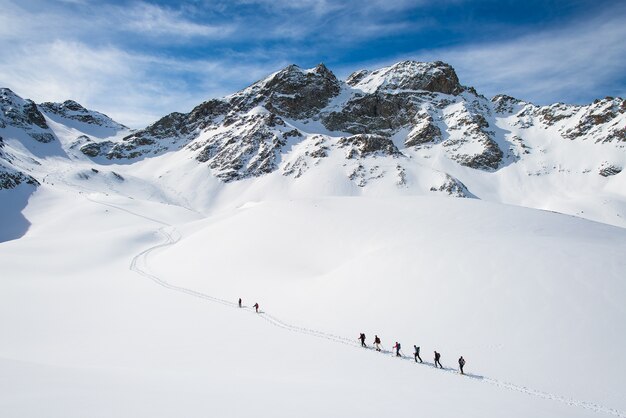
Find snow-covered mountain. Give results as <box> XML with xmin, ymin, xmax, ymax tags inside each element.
<box><xmin>1</xmin><ymin>62</ymin><xmax>626</xmax><ymax>418</ymax></box>
<box><xmin>78</xmin><ymin>60</ymin><xmax>624</xmax><ymax>177</ymax></box>
<box><xmin>5</xmin><ymin>61</ymin><xmax>622</xmax><ymax>225</ymax></box>
<box><xmin>2</xmin><ymin>61</ymin><xmax>626</xmax><ymax>219</ymax></box>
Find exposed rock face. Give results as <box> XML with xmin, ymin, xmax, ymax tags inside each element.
<box><xmin>442</xmin><ymin>103</ymin><xmax>503</xmax><ymax>170</ymax></box>
<box><xmin>230</xmin><ymin>64</ymin><xmax>341</xmax><ymax>119</ymax></box>
<box><xmin>263</xmin><ymin>64</ymin><xmax>341</xmax><ymax>119</ymax></box>
<box><xmin>337</xmin><ymin>134</ymin><xmax>401</xmax><ymax>159</ymax></box>
<box><xmin>322</xmin><ymin>61</ymin><xmax>463</xmax><ymax>135</ymax></box>
<box><xmin>599</xmin><ymin>164</ymin><xmax>622</xmax><ymax>177</ymax></box>
<box><xmin>39</xmin><ymin>100</ymin><xmax>127</xmax><ymax>130</ymax></box>
<box><xmin>192</xmin><ymin>112</ymin><xmax>292</xmax><ymax>182</ymax></box>
<box><xmin>0</xmin><ymin>88</ymin><xmax>55</xmax><ymax>143</ymax></box>
<box><xmin>0</xmin><ymin>166</ymin><xmax>39</xmax><ymax>189</ymax></box>
<box><xmin>562</xmin><ymin>97</ymin><xmax>625</xmax><ymax>143</ymax></box>
<box><xmin>347</xmin><ymin>61</ymin><xmax>463</xmax><ymax>95</ymax></box>
<box><xmin>0</xmin><ymin>141</ymin><xmax>39</xmax><ymax>189</ymax></box>
<box><xmin>430</xmin><ymin>174</ymin><xmax>472</xmax><ymax>198</ymax></box>
<box><xmin>405</xmin><ymin>113</ymin><xmax>442</xmax><ymax>146</ymax></box>
<box><xmin>82</xmin><ymin>99</ymin><xmax>231</xmax><ymax>160</ymax></box>
<box><xmin>323</xmin><ymin>92</ymin><xmax>418</xmax><ymax>134</ymax></box>
<box><xmin>80</xmin><ymin>141</ymin><xmax>115</xmax><ymax>158</ymax></box>
<box><xmin>492</xmin><ymin>95</ymin><xmax>524</xmax><ymax>114</ymax></box>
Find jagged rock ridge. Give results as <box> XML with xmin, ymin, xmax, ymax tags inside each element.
<box><xmin>72</xmin><ymin>60</ymin><xmax>624</xmax><ymax>194</ymax></box>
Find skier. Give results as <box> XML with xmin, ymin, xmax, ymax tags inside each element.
<box><xmin>434</xmin><ymin>351</ymin><xmax>443</xmax><ymax>369</ymax></box>
<box><xmin>393</xmin><ymin>342</ymin><xmax>402</xmax><ymax>357</ymax></box>
<box><xmin>458</xmin><ymin>356</ymin><xmax>466</xmax><ymax>375</ymax></box>
<box><xmin>359</xmin><ymin>333</ymin><xmax>366</xmax><ymax>347</ymax></box>
<box><xmin>374</xmin><ymin>335</ymin><xmax>381</xmax><ymax>352</ymax></box>
<box><xmin>413</xmin><ymin>345</ymin><xmax>423</xmax><ymax>363</ymax></box>
<box><xmin>253</xmin><ymin>302</ymin><xmax>259</xmax><ymax>313</ymax></box>
<box><xmin>238</xmin><ymin>298</ymin><xmax>242</xmax><ymax>308</ymax></box>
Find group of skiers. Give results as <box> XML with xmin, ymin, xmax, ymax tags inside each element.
<box><xmin>359</xmin><ymin>333</ymin><xmax>466</xmax><ymax>375</ymax></box>
<box><xmin>238</xmin><ymin>299</ymin><xmax>467</xmax><ymax>375</ymax></box>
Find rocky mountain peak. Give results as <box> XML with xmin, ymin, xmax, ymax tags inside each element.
<box><xmin>346</xmin><ymin>69</ymin><xmax>370</xmax><ymax>86</ymax></box>
<box><xmin>0</xmin><ymin>87</ymin><xmax>54</xmax><ymax>143</ymax></box>
<box><xmin>242</xmin><ymin>63</ymin><xmax>341</xmax><ymax>119</ymax></box>
<box><xmin>492</xmin><ymin>94</ymin><xmax>526</xmax><ymax>113</ymax></box>
<box><xmin>347</xmin><ymin>60</ymin><xmax>463</xmax><ymax>95</ymax></box>
<box><xmin>39</xmin><ymin>100</ymin><xmax>127</xmax><ymax>130</ymax></box>
<box><xmin>312</xmin><ymin>62</ymin><xmax>334</xmax><ymax>78</ymax></box>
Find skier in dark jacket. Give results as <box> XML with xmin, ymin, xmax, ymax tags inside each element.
<box><xmin>374</xmin><ymin>335</ymin><xmax>381</xmax><ymax>352</ymax></box>
<box><xmin>238</xmin><ymin>298</ymin><xmax>242</xmax><ymax>308</ymax></box>
<box><xmin>413</xmin><ymin>345</ymin><xmax>423</xmax><ymax>363</ymax></box>
<box><xmin>253</xmin><ymin>303</ymin><xmax>259</xmax><ymax>313</ymax></box>
<box><xmin>434</xmin><ymin>351</ymin><xmax>443</xmax><ymax>368</ymax></box>
<box><xmin>458</xmin><ymin>356</ymin><xmax>466</xmax><ymax>374</ymax></box>
<box><xmin>393</xmin><ymin>342</ymin><xmax>402</xmax><ymax>357</ymax></box>
<box><xmin>359</xmin><ymin>333</ymin><xmax>366</xmax><ymax>347</ymax></box>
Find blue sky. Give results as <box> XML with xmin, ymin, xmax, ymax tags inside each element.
<box><xmin>1</xmin><ymin>0</ymin><xmax>624</xmax><ymax>127</ymax></box>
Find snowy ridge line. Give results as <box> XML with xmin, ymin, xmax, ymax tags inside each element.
<box><xmin>87</xmin><ymin>196</ymin><xmax>626</xmax><ymax>418</ymax></box>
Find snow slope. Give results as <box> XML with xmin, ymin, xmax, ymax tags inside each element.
<box><xmin>1</xmin><ymin>185</ymin><xmax>625</xmax><ymax>418</ymax></box>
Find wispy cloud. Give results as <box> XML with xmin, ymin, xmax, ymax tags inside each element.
<box><xmin>0</xmin><ymin>38</ymin><xmax>284</xmax><ymax>128</ymax></box>
<box><xmin>428</xmin><ymin>11</ymin><xmax>626</xmax><ymax>104</ymax></box>
<box><xmin>121</xmin><ymin>2</ymin><xmax>234</xmax><ymax>39</ymax></box>
<box><xmin>336</xmin><ymin>4</ymin><xmax>626</xmax><ymax>105</ymax></box>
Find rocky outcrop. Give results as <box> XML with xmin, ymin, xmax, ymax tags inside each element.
<box><xmin>39</xmin><ymin>100</ymin><xmax>127</xmax><ymax>130</ymax></box>
<box><xmin>491</xmin><ymin>94</ymin><xmax>524</xmax><ymax>114</ymax></box>
<box><xmin>0</xmin><ymin>167</ymin><xmax>39</xmax><ymax>189</ymax></box>
<box><xmin>405</xmin><ymin>112</ymin><xmax>442</xmax><ymax>146</ymax></box>
<box><xmin>0</xmin><ymin>88</ymin><xmax>55</xmax><ymax>143</ymax></box>
<box><xmin>337</xmin><ymin>134</ymin><xmax>402</xmax><ymax>159</ymax></box>
<box><xmin>430</xmin><ymin>174</ymin><xmax>472</xmax><ymax>198</ymax></box>
<box><xmin>81</xmin><ymin>99</ymin><xmax>231</xmax><ymax>160</ymax></box>
<box><xmin>442</xmin><ymin>104</ymin><xmax>503</xmax><ymax>170</ymax></box>
<box><xmin>192</xmin><ymin>112</ymin><xmax>292</xmax><ymax>182</ymax></box>
<box><xmin>0</xmin><ymin>144</ymin><xmax>39</xmax><ymax>189</ymax></box>
<box><xmin>322</xmin><ymin>92</ymin><xmax>418</xmax><ymax>134</ymax></box>
<box><xmin>347</xmin><ymin>61</ymin><xmax>463</xmax><ymax>95</ymax></box>
<box><xmin>562</xmin><ymin>97</ymin><xmax>625</xmax><ymax>143</ymax></box>
<box><xmin>599</xmin><ymin>164</ymin><xmax>622</xmax><ymax>177</ymax></box>
<box><xmin>230</xmin><ymin>64</ymin><xmax>341</xmax><ymax>119</ymax></box>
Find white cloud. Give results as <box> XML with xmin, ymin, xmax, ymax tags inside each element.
<box><xmin>121</xmin><ymin>2</ymin><xmax>234</xmax><ymax>39</ymax></box>
<box><xmin>0</xmin><ymin>39</ymin><xmax>285</xmax><ymax>128</ymax></box>
<box><xmin>336</xmin><ymin>7</ymin><xmax>626</xmax><ymax>105</ymax></box>
<box><xmin>432</xmin><ymin>16</ymin><xmax>626</xmax><ymax>103</ymax></box>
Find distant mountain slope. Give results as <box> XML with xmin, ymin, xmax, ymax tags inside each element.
<box><xmin>0</xmin><ymin>60</ymin><xmax>624</xmax><ymax>227</ymax></box>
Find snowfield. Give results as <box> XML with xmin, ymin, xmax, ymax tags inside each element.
<box><xmin>1</xmin><ymin>185</ymin><xmax>625</xmax><ymax>418</ymax></box>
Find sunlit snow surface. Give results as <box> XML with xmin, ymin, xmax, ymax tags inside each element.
<box><xmin>1</xmin><ymin>182</ymin><xmax>626</xmax><ymax>418</ymax></box>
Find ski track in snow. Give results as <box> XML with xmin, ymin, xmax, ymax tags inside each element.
<box><xmin>86</xmin><ymin>195</ymin><xmax>625</xmax><ymax>418</ymax></box>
